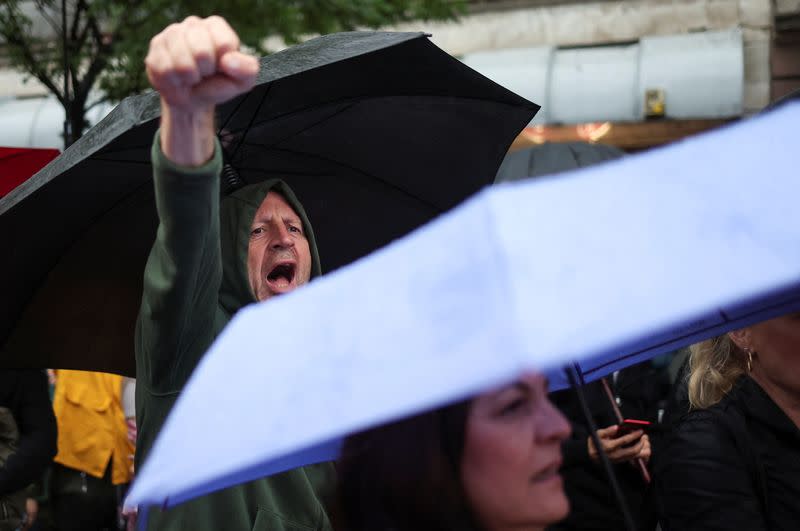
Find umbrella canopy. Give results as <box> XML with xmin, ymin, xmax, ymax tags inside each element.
<box><xmin>0</xmin><ymin>31</ymin><xmax>536</xmax><ymax>376</ymax></box>
<box><xmin>494</xmin><ymin>141</ymin><xmax>625</xmax><ymax>183</ymax></box>
<box><xmin>126</xmin><ymin>103</ymin><xmax>800</xmax><ymax>511</ymax></box>
<box><xmin>0</xmin><ymin>147</ymin><xmax>60</xmax><ymax>197</ymax></box>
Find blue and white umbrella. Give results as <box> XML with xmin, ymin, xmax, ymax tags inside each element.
<box><xmin>126</xmin><ymin>103</ymin><xmax>800</xmax><ymax>513</ymax></box>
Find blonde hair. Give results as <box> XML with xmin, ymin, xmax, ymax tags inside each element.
<box><xmin>687</xmin><ymin>335</ymin><xmax>747</xmax><ymax>409</ymax></box>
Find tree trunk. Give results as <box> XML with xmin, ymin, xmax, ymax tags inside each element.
<box><xmin>64</xmin><ymin>95</ymin><xmax>87</xmax><ymax>148</ymax></box>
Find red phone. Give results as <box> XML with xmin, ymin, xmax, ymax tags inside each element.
<box><xmin>616</xmin><ymin>419</ymin><xmax>651</xmax><ymax>436</ymax></box>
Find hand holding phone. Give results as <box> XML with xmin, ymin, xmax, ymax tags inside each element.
<box><xmin>589</xmin><ymin>422</ymin><xmax>652</xmax><ymax>465</ymax></box>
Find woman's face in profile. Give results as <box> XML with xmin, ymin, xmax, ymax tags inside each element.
<box><xmin>460</xmin><ymin>372</ymin><xmax>571</xmax><ymax>531</ymax></box>
<box><xmin>743</xmin><ymin>312</ymin><xmax>800</xmax><ymax>394</ymax></box>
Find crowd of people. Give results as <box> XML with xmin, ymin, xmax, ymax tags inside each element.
<box><xmin>1</xmin><ymin>13</ymin><xmax>798</xmax><ymax>531</ymax></box>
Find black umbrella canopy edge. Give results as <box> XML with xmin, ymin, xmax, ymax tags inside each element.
<box><xmin>254</xmin><ymin>31</ymin><xmax>427</xmax><ymax>85</ymax></box>
<box><xmin>253</xmin><ymin>31</ymin><xmax>537</xmax><ymax>114</ymax></box>
<box><xmin>0</xmin><ymin>92</ymin><xmax>157</xmax><ymax>216</ymax></box>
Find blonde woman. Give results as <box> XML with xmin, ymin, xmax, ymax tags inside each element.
<box><xmin>655</xmin><ymin>313</ymin><xmax>800</xmax><ymax>530</ymax></box>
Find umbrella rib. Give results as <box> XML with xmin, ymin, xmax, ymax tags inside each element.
<box><xmin>581</xmin><ymin>296</ymin><xmax>800</xmax><ymax>376</ymax></box>
<box><xmin>248</xmin><ymin>102</ymin><xmax>359</xmax><ymax>155</ymax></box>
<box><xmin>2</xmin><ymin>177</ymin><xmax>154</xmax><ymax>359</ymax></box>
<box><xmin>87</xmin><ymin>95</ymin><xmax>534</xmax><ymax>160</ymax></box>
<box><xmin>221</xmin><ymin>82</ymin><xmax>274</xmax><ymax>163</ymax></box>
<box><xmin>216</xmin><ymin>93</ymin><xmax>535</xmax><ymax>153</ymax></box>
<box><xmin>235</xmin><ymin>144</ymin><xmax>444</xmax><ymax>214</ymax></box>
<box><xmin>75</xmin><ymin>156</ymin><xmax>152</xmax><ymax>165</ymax></box>
<box><xmin>217</xmin><ymin>85</ymin><xmax>257</xmax><ymax>137</ymax></box>
<box><xmin>84</xmin><ymin>152</ymin><xmax>445</xmax><ymax>216</ymax></box>
<box><xmin>240</xmin><ymin>93</ymin><xmax>536</xmax><ymax>129</ymax></box>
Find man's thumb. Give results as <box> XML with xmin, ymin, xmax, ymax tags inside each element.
<box><xmin>220</xmin><ymin>51</ymin><xmax>259</xmax><ymax>80</ymax></box>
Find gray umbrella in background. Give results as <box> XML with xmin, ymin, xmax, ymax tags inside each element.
<box><xmin>494</xmin><ymin>141</ymin><xmax>625</xmax><ymax>183</ymax></box>
<box><xmin>492</xmin><ymin>139</ymin><xmax>637</xmax><ymax>525</ymax></box>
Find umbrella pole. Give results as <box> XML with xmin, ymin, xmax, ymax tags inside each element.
<box><xmin>566</xmin><ymin>364</ymin><xmax>636</xmax><ymax>531</ymax></box>
<box><xmin>600</xmin><ymin>377</ymin><xmax>651</xmax><ymax>484</ymax></box>
<box><xmin>135</xmin><ymin>505</ymin><xmax>149</xmax><ymax>531</ymax></box>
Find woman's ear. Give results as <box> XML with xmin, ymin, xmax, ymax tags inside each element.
<box><xmin>728</xmin><ymin>328</ymin><xmax>752</xmax><ymax>351</ymax></box>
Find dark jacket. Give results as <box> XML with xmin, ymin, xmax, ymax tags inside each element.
<box><xmin>135</xmin><ymin>136</ymin><xmax>333</xmax><ymax>531</ymax></box>
<box><xmin>0</xmin><ymin>370</ymin><xmax>57</xmax><ymax>529</ymax></box>
<box><xmin>655</xmin><ymin>376</ymin><xmax>800</xmax><ymax>531</ymax></box>
<box><xmin>548</xmin><ymin>363</ymin><xmax>668</xmax><ymax>531</ymax></box>
<box><xmin>0</xmin><ymin>370</ymin><xmax>57</xmax><ymax>495</ymax></box>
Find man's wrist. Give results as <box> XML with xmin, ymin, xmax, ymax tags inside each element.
<box><xmin>160</xmin><ymin>102</ymin><xmax>216</xmax><ymax>167</ymax></box>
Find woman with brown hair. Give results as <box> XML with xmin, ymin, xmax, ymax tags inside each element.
<box><xmin>655</xmin><ymin>312</ymin><xmax>800</xmax><ymax>530</ymax></box>
<box><xmin>333</xmin><ymin>372</ymin><xmax>571</xmax><ymax>531</ymax></box>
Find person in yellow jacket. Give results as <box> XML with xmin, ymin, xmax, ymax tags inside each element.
<box><xmin>50</xmin><ymin>370</ymin><xmax>135</xmax><ymax>531</ymax></box>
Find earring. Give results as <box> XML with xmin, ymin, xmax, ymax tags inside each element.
<box><xmin>745</xmin><ymin>348</ymin><xmax>754</xmax><ymax>373</ymax></box>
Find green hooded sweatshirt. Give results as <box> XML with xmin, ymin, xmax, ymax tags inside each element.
<box><xmin>135</xmin><ymin>134</ymin><xmax>334</xmax><ymax>531</ymax></box>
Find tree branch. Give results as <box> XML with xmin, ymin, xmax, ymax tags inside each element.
<box><xmin>75</xmin><ymin>51</ymin><xmax>107</xmax><ymax>101</ymax></box>
<box><xmin>1</xmin><ymin>6</ymin><xmax>65</xmax><ymax>104</ymax></box>
<box><xmin>32</xmin><ymin>0</ymin><xmax>61</xmax><ymax>36</ymax></box>
<box><xmin>71</xmin><ymin>0</ymin><xmax>87</xmax><ymax>42</ymax></box>
<box><xmin>75</xmin><ymin>14</ymin><xmax>91</xmax><ymax>51</ymax></box>
<box><xmin>74</xmin><ymin>11</ymin><xmax>111</xmax><ymax>101</ymax></box>
<box><xmin>69</xmin><ymin>0</ymin><xmax>92</xmax><ymax>86</ymax></box>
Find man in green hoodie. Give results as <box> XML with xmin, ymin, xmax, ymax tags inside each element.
<box><xmin>135</xmin><ymin>15</ymin><xmax>334</xmax><ymax>531</ymax></box>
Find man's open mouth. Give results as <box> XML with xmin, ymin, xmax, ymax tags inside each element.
<box><xmin>266</xmin><ymin>262</ymin><xmax>296</xmax><ymax>291</ymax></box>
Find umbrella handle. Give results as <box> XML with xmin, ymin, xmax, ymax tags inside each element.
<box><xmin>600</xmin><ymin>377</ymin><xmax>651</xmax><ymax>484</ymax></box>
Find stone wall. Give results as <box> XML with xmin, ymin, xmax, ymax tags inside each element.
<box><xmin>386</xmin><ymin>0</ymin><xmax>772</xmax><ymax>113</ymax></box>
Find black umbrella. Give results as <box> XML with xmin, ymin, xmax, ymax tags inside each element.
<box><xmin>0</xmin><ymin>31</ymin><xmax>537</xmax><ymax>376</ymax></box>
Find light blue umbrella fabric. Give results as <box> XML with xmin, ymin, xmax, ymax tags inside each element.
<box><xmin>126</xmin><ymin>103</ymin><xmax>800</xmax><ymax>512</ymax></box>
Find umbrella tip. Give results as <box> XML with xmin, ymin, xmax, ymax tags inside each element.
<box><xmin>221</xmin><ymin>163</ymin><xmax>245</xmax><ymax>195</ymax></box>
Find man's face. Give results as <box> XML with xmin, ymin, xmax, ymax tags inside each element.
<box><xmin>247</xmin><ymin>192</ymin><xmax>312</xmax><ymax>302</ymax></box>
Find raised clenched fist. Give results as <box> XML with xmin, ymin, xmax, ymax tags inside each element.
<box><xmin>145</xmin><ymin>15</ymin><xmax>259</xmax><ymax>112</ymax></box>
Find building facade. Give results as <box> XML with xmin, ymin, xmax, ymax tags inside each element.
<box><xmin>1</xmin><ymin>0</ymin><xmax>798</xmax><ymax>148</ymax></box>
<box><xmin>392</xmin><ymin>0</ymin><xmax>797</xmax><ymax>148</ymax></box>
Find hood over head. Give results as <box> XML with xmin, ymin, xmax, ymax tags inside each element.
<box><xmin>218</xmin><ymin>179</ymin><xmax>321</xmax><ymax>316</ymax></box>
